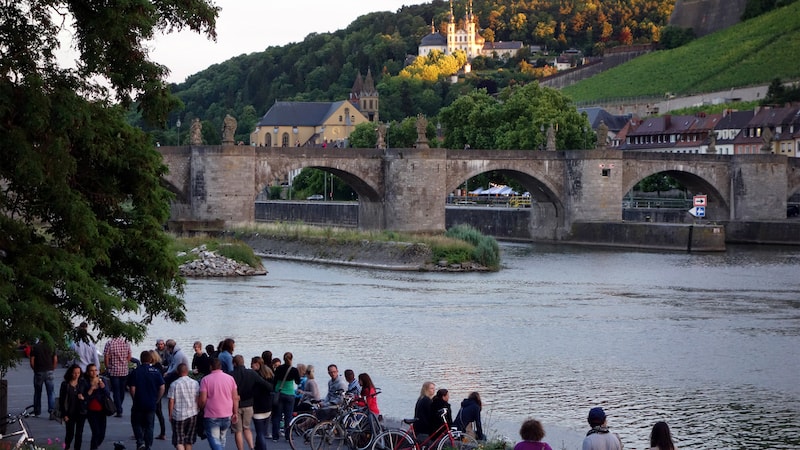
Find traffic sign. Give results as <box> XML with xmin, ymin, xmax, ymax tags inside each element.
<box><xmin>693</xmin><ymin>195</ymin><xmax>707</xmax><ymax>207</ymax></box>
<box><xmin>688</xmin><ymin>206</ymin><xmax>706</xmax><ymax>217</ymax></box>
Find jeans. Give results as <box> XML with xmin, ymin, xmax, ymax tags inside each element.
<box><xmin>109</xmin><ymin>376</ymin><xmax>127</xmax><ymax>414</ymax></box>
<box><xmin>204</xmin><ymin>417</ymin><xmax>231</xmax><ymax>450</ymax></box>
<box><xmin>252</xmin><ymin>417</ymin><xmax>269</xmax><ymax>450</ymax></box>
<box><xmin>86</xmin><ymin>411</ymin><xmax>107</xmax><ymax>450</ymax></box>
<box><xmin>131</xmin><ymin>407</ymin><xmax>156</xmax><ymax>450</ymax></box>
<box><xmin>271</xmin><ymin>393</ymin><xmax>295</xmax><ymax>441</ymax></box>
<box><xmin>33</xmin><ymin>370</ymin><xmax>55</xmax><ymax>415</ymax></box>
<box><xmin>155</xmin><ymin>398</ymin><xmax>166</xmax><ymax>436</ymax></box>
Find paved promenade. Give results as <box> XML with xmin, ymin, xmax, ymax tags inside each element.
<box><xmin>3</xmin><ymin>365</ymin><xmax>293</xmax><ymax>450</ymax></box>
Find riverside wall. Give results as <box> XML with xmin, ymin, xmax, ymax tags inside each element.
<box><xmin>249</xmin><ymin>203</ymin><xmax>800</xmax><ymax>250</ymax></box>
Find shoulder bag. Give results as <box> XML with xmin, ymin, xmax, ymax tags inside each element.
<box><xmin>272</xmin><ymin>366</ymin><xmax>291</xmax><ymax>408</ymax></box>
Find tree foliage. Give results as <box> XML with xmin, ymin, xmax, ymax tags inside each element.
<box><xmin>0</xmin><ymin>0</ymin><xmax>218</xmax><ymax>372</ymax></box>
<box><xmin>439</xmin><ymin>83</ymin><xmax>590</xmax><ymax>150</ymax></box>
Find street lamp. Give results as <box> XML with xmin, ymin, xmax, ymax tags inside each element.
<box><xmin>176</xmin><ymin>118</ymin><xmax>181</xmax><ymax>146</ymax></box>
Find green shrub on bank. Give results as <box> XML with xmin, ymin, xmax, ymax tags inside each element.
<box><xmin>445</xmin><ymin>224</ymin><xmax>500</xmax><ymax>269</ymax></box>
<box><xmin>170</xmin><ymin>236</ymin><xmax>262</xmax><ymax>268</ymax></box>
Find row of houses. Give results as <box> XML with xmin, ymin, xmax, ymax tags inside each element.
<box><xmin>584</xmin><ymin>105</ymin><xmax>800</xmax><ymax>156</ymax></box>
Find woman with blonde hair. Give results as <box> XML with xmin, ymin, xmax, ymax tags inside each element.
<box><xmin>414</xmin><ymin>382</ymin><xmax>436</xmax><ymax>437</ymax></box>
<box><xmin>299</xmin><ymin>365</ymin><xmax>320</xmax><ymax>402</ymax></box>
<box><xmin>250</xmin><ymin>357</ymin><xmax>274</xmax><ymax>450</ymax></box>
<box><xmin>149</xmin><ymin>350</ymin><xmax>167</xmax><ymax>440</ymax></box>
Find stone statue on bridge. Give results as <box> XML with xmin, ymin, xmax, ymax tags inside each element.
<box><xmin>596</xmin><ymin>120</ymin><xmax>609</xmax><ymax>150</ymax></box>
<box><xmin>190</xmin><ymin>118</ymin><xmax>203</xmax><ymax>145</ymax></box>
<box><xmin>415</xmin><ymin>113</ymin><xmax>429</xmax><ymax>149</ymax></box>
<box><xmin>545</xmin><ymin>123</ymin><xmax>556</xmax><ymax>151</ymax></box>
<box><xmin>222</xmin><ymin>114</ymin><xmax>237</xmax><ymax>145</ymax></box>
<box><xmin>707</xmin><ymin>129</ymin><xmax>717</xmax><ymax>154</ymax></box>
<box><xmin>376</xmin><ymin>122</ymin><xmax>387</xmax><ymax>150</ymax></box>
<box><xmin>761</xmin><ymin>126</ymin><xmax>774</xmax><ymax>152</ymax></box>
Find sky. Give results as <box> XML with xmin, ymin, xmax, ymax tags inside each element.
<box><xmin>148</xmin><ymin>0</ymin><xmax>424</xmax><ymax>83</ymax></box>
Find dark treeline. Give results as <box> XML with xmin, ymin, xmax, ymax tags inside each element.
<box><xmin>143</xmin><ymin>0</ymin><xmax>681</xmax><ymax>145</ymax></box>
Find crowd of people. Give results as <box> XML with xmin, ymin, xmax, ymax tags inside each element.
<box><xmin>28</xmin><ymin>331</ymin><xmax>677</xmax><ymax>450</ymax></box>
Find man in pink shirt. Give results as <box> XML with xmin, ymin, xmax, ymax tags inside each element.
<box><xmin>199</xmin><ymin>359</ymin><xmax>239</xmax><ymax>450</ymax></box>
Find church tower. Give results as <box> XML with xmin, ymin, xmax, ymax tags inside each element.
<box><xmin>447</xmin><ymin>0</ymin><xmax>456</xmax><ymax>54</ymax></box>
<box><xmin>350</xmin><ymin>70</ymin><xmax>379</xmax><ymax>122</ymax></box>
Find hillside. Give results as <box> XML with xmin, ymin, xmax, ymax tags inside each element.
<box><xmin>562</xmin><ymin>1</ymin><xmax>800</xmax><ymax>103</ymax></box>
<box><xmin>148</xmin><ymin>0</ymin><xmax>675</xmax><ymax>145</ymax></box>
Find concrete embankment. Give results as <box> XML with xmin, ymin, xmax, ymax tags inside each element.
<box><xmin>568</xmin><ymin>222</ymin><xmax>727</xmax><ymax>251</ymax></box>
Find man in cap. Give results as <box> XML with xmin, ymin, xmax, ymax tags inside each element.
<box><xmin>582</xmin><ymin>407</ymin><xmax>622</xmax><ymax>450</ymax></box>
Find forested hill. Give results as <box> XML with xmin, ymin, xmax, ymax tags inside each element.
<box><xmin>154</xmin><ymin>0</ymin><xmax>680</xmax><ymax>145</ymax></box>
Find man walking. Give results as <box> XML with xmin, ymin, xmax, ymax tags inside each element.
<box><xmin>167</xmin><ymin>363</ymin><xmax>200</xmax><ymax>450</ymax></box>
<box><xmin>103</xmin><ymin>335</ymin><xmax>132</xmax><ymax>417</ymax></box>
<box><xmin>29</xmin><ymin>338</ymin><xmax>57</xmax><ymax>418</ymax></box>
<box><xmin>128</xmin><ymin>351</ymin><xmax>166</xmax><ymax>450</ymax></box>
<box><xmin>199</xmin><ymin>359</ymin><xmax>239</xmax><ymax>450</ymax></box>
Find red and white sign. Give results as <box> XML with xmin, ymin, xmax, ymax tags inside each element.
<box><xmin>693</xmin><ymin>195</ymin><xmax>707</xmax><ymax>207</ymax></box>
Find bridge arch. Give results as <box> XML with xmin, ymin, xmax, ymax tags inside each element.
<box><xmin>621</xmin><ymin>152</ymin><xmax>733</xmax><ymax>220</ymax></box>
<box><xmin>445</xmin><ymin>152</ymin><xmax>568</xmax><ymax>239</ymax></box>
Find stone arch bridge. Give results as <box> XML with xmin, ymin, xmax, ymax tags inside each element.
<box><xmin>158</xmin><ymin>146</ymin><xmax>800</xmax><ymax>240</ymax></box>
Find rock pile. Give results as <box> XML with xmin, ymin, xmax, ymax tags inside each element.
<box><xmin>178</xmin><ymin>245</ymin><xmax>267</xmax><ymax>277</ymax></box>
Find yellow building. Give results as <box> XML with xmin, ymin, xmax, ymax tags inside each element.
<box><xmin>250</xmin><ymin>71</ymin><xmax>378</xmax><ymax>147</ymax></box>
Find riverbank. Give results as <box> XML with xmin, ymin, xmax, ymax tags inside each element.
<box><xmin>235</xmin><ymin>233</ymin><xmax>493</xmax><ymax>272</ymax></box>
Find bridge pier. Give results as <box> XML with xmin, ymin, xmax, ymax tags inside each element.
<box><xmin>381</xmin><ymin>148</ymin><xmax>447</xmax><ymax>233</ymax></box>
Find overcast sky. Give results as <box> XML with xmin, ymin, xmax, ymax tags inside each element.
<box><xmin>146</xmin><ymin>0</ymin><xmax>423</xmax><ymax>83</ymax></box>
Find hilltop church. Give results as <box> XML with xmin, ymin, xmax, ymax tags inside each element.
<box><xmin>250</xmin><ymin>70</ymin><xmax>379</xmax><ymax>147</ymax></box>
<box><xmin>419</xmin><ymin>0</ymin><xmax>523</xmax><ymax>60</ymax></box>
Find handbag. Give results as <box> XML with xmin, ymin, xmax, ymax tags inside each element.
<box><xmin>53</xmin><ymin>397</ymin><xmax>63</xmax><ymax>424</ymax></box>
<box><xmin>103</xmin><ymin>394</ymin><xmax>117</xmax><ymax>416</ymax></box>
<box><xmin>272</xmin><ymin>366</ymin><xmax>291</xmax><ymax>408</ymax></box>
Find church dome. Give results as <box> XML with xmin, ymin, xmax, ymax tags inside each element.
<box><xmin>420</xmin><ymin>32</ymin><xmax>446</xmax><ymax>46</ymax></box>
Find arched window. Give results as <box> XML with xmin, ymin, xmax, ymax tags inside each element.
<box><xmin>282</xmin><ymin>132</ymin><xmax>290</xmax><ymax>147</ymax></box>
<box><xmin>265</xmin><ymin>133</ymin><xmax>271</xmax><ymax>147</ymax></box>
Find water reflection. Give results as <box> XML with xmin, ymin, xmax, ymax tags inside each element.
<box><xmin>142</xmin><ymin>244</ymin><xmax>800</xmax><ymax>449</ymax></box>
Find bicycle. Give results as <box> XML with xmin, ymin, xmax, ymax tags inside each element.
<box><xmin>371</xmin><ymin>408</ymin><xmax>479</xmax><ymax>450</ymax></box>
<box><xmin>0</xmin><ymin>405</ymin><xmax>36</xmax><ymax>450</ymax></box>
<box><xmin>311</xmin><ymin>390</ymin><xmax>384</xmax><ymax>450</ymax></box>
<box><xmin>288</xmin><ymin>399</ymin><xmax>323</xmax><ymax>450</ymax></box>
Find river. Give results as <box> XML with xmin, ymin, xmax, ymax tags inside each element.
<box><xmin>140</xmin><ymin>243</ymin><xmax>800</xmax><ymax>450</ymax></box>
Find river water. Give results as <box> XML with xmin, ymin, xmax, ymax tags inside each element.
<box><xmin>140</xmin><ymin>243</ymin><xmax>800</xmax><ymax>450</ymax></box>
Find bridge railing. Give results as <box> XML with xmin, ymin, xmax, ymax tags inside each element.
<box><xmin>622</xmin><ymin>197</ymin><xmax>692</xmax><ymax>209</ymax></box>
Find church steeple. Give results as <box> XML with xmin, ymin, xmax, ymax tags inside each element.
<box><xmin>351</xmin><ymin>70</ymin><xmax>379</xmax><ymax>123</ymax></box>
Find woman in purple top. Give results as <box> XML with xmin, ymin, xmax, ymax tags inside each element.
<box><xmin>513</xmin><ymin>418</ymin><xmax>552</xmax><ymax>450</ymax></box>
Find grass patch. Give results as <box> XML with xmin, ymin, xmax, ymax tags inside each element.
<box><xmin>228</xmin><ymin>221</ymin><xmax>501</xmax><ymax>270</ymax></box>
<box><xmin>170</xmin><ymin>235</ymin><xmax>262</xmax><ymax>268</ymax></box>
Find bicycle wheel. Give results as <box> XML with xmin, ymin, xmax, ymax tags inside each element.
<box><xmin>371</xmin><ymin>430</ymin><xmax>416</xmax><ymax>450</ymax></box>
<box><xmin>434</xmin><ymin>432</ymin><xmax>479</xmax><ymax>450</ymax></box>
<box><xmin>310</xmin><ymin>420</ymin><xmax>347</xmax><ymax>450</ymax></box>
<box><xmin>342</xmin><ymin>410</ymin><xmax>372</xmax><ymax>450</ymax></box>
<box><xmin>289</xmin><ymin>413</ymin><xmax>320</xmax><ymax>450</ymax></box>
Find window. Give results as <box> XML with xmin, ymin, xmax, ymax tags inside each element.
<box><xmin>601</xmin><ymin>168</ymin><xmax>611</xmax><ymax>177</ymax></box>
<box><xmin>339</xmin><ymin>115</ymin><xmax>343</xmax><ymax>122</ymax></box>
<box><xmin>282</xmin><ymin>132</ymin><xmax>290</xmax><ymax>147</ymax></box>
